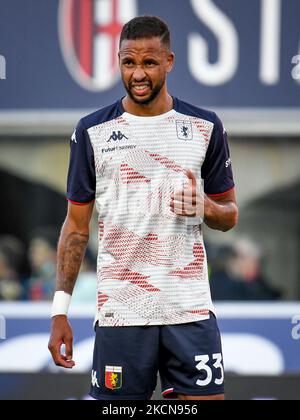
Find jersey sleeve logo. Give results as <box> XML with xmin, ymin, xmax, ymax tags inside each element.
<box><xmin>71</xmin><ymin>130</ymin><xmax>77</xmax><ymax>144</ymax></box>
<box><xmin>225</xmin><ymin>158</ymin><xmax>232</xmax><ymax>168</ymax></box>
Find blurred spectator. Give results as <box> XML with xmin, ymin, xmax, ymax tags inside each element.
<box><xmin>25</xmin><ymin>226</ymin><xmax>97</xmax><ymax>302</ymax></box>
<box><xmin>0</xmin><ymin>236</ymin><xmax>25</xmax><ymax>300</ymax></box>
<box><xmin>210</xmin><ymin>238</ymin><xmax>281</xmax><ymax>301</ymax></box>
<box><xmin>209</xmin><ymin>244</ymin><xmax>246</xmax><ymax>300</ymax></box>
<box><xmin>26</xmin><ymin>227</ymin><xmax>58</xmax><ymax>300</ymax></box>
<box><xmin>231</xmin><ymin>238</ymin><xmax>281</xmax><ymax>300</ymax></box>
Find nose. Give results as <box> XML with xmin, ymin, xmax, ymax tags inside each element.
<box><xmin>132</xmin><ymin>65</ymin><xmax>146</xmax><ymax>81</ymax></box>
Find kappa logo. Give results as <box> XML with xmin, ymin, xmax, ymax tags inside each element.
<box><xmin>71</xmin><ymin>130</ymin><xmax>77</xmax><ymax>143</ymax></box>
<box><xmin>105</xmin><ymin>365</ymin><xmax>122</xmax><ymax>390</ymax></box>
<box><xmin>225</xmin><ymin>158</ymin><xmax>232</xmax><ymax>168</ymax></box>
<box><xmin>91</xmin><ymin>370</ymin><xmax>100</xmax><ymax>388</ymax></box>
<box><xmin>107</xmin><ymin>131</ymin><xmax>128</xmax><ymax>142</ymax></box>
<box><xmin>176</xmin><ymin>120</ymin><xmax>193</xmax><ymax>141</ymax></box>
<box><xmin>59</xmin><ymin>0</ymin><xmax>137</xmax><ymax>91</ymax></box>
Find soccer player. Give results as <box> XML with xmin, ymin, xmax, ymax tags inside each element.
<box><xmin>48</xmin><ymin>16</ymin><xmax>238</xmax><ymax>401</ymax></box>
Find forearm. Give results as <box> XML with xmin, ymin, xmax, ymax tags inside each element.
<box><xmin>56</xmin><ymin>221</ymin><xmax>89</xmax><ymax>295</ymax></box>
<box><xmin>204</xmin><ymin>195</ymin><xmax>238</xmax><ymax>232</ymax></box>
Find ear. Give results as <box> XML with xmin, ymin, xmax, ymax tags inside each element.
<box><xmin>166</xmin><ymin>52</ymin><xmax>175</xmax><ymax>73</ymax></box>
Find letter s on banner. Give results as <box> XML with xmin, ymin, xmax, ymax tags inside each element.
<box><xmin>188</xmin><ymin>0</ymin><xmax>239</xmax><ymax>86</ymax></box>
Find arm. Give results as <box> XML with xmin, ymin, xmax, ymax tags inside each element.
<box><xmin>204</xmin><ymin>189</ymin><xmax>238</xmax><ymax>232</ymax></box>
<box><xmin>56</xmin><ymin>201</ymin><xmax>94</xmax><ymax>294</ymax></box>
<box><xmin>48</xmin><ymin>201</ymin><xmax>94</xmax><ymax>369</ymax></box>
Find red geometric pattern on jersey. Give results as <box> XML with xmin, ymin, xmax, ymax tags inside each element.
<box><xmin>120</xmin><ymin>163</ymin><xmax>151</xmax><ymax>184</ymax></box>
<box><xmin>99</xmin><ymin>220</ymin><xmax>105</xmax><ymax>241</ymax></box>
<box><xmin>97</xmin><ymin>292</ymin><xmax>109</xmax><ymax>310</ymax></box>
<box><xmin>170</xmin><ymin>242</ymin><xmax>205</xmax><ymax>279</ymax></box>
<box><xmin>123</xmin><ymin>149</ymin><xmax>164</xmax><ymax>178</ymax></box>
<box><xmin>192</xmin><ymin>118</ymin><xmax>212</xmax><ymax>148</ymax></box>
<box><xmin>100</xmin><ymin>263</ymin><xmax>160</xmax><ymax>292</ymax></box>
<box><xmin>145</xmin><ymin>151</ymin><xmax>185</xmax><ymax>173</ymax></box>
<box><xmin>115</xmin><ymin>116</ymin><xmax>130</xmax><ymax>126</ymax></box>
<box><xmin>167</xmin><ymin>115</ymin><xmax>176</xmax><ymax>123</ymax></box>
<box><xmin>187</xmin><ymin>309</ymin><xmax>210</xmax><ymax>315</ymax></box>
<box><xmin>145</xmin><ymin>233</ymin><xmax>159</xmax><ymax>241</ymax></box>
<box><xmin>104</xmin><ymin>224</ymin><xmax>185</xmax><ymax>267</ymax></box>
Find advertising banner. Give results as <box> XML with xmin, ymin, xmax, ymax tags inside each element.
<box><xmin>0</xmin><ymin>302</ymin><xmax>299</xmax><ymax>375</ymax></box>
<box><xmin>0</xmin><ymin>1</ymin><xmax>300</xmax><ymax>134</ymax></box>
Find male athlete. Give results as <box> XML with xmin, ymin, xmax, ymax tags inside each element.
<box><xmin>48</xmin><ymin>16</ymin><xmax>238</xmax><ymax>401</ymax></box>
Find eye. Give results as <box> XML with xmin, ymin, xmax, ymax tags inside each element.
<box><xmin>144</xmin><ymin>60</ymin><xmax>157</xmax><ymax>67</ymax></box>
<box><xmin>122</xmin><ymin>59</ymin><xmax>134</xmax><ymax>67</ymax></box>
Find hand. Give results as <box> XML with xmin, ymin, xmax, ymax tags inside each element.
<box><xmin>48</xmin><ymin>315</ymin><xmax>75</xmax><ymax>369</ymax></box>
<box><xmin>170</xmin><ymin>169</ymin><xmax>204</xmax><ymax>217</ymax></box>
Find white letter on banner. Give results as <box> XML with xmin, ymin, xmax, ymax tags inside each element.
<box><xmin>188</xmin><ymin>0</ymin><xmax>239</xmax><ymax>86</ymax></box>
<box><xmin>260</xmin><ymin>0</ymin><xmax>282</xmax><ymax>85</ymax></box>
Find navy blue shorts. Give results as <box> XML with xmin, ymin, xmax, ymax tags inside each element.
<box><xmin>90</xmin><ymin>312</ymin><xmax>224</xmax><ymax>400</ymax></box>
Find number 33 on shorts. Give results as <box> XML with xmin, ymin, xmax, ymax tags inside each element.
<box><xmin>195</xmin><ymin>353</ymin><xmax>224</xmax><ymax>387</ymax></box>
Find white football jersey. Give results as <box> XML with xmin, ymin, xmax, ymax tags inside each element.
<box><xmin>67</xmin><ymin>98</ymin><xmax>234</xmax><ymax>326</ymax></box>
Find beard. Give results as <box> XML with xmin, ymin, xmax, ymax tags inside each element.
<box><xmin>123</xmin><ymin>78</ymin><xmax>165</xmax><ymax>106</ymax></box>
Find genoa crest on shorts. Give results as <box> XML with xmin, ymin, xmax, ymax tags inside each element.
<box><xmin>105</xmin><ymin>366</ymin><xmax>122</xmax><ymax>390</ymax></box>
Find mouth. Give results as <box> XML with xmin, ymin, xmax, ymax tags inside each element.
<box><xmin>130</xmin><ymin>83</ymin><xmax>151</xmax><ymax>97</ymax></box>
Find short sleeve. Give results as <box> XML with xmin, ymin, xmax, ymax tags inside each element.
<box><xmin>66</xmin><ymin>120</ymin><xmax>96</xmax><ymax>204</ymax></box>
<box><xmin>201</xmin><ymin>113</ymin><xmax>235</xmax><ymax>196</ymax></box>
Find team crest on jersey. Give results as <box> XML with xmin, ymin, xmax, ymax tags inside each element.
<box><xmin>105</xmin><ymin>366</ymin><xmax>122</xmax><ymax>390</ymax></box>
<box><xmin>58</xmin><ymin>0</ymin><xmax>137</xmax><ymax>91</ymax></box>
<box><xmin>176</xmin><ymin>120</ymin><xmax>193</xmax><ymax>140</ymax></box>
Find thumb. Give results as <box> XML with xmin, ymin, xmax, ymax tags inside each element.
<box><xmin>184</xmin><ymin>169</ymin><xmax>197</xmax><ymax>187</ymax></box>
<box><xmin>65</xmin><ymin>337</ymin><xmax>73</xmax><ymax>361</ymax></box>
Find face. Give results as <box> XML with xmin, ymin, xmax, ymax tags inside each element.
<box><xmin>119</xmin><ymin>37</ymin><xmax>174</xmax><ymax>105</ymax></box>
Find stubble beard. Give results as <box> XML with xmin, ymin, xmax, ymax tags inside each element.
<box><xmin>124</xmin><ymin>78</ymin><xmax>165</xmax><ymax>106</ymax></box>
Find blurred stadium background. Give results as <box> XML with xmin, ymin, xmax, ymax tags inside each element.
<box><xmin>0</xmin><ymin>0</ymin><xmax>300</xmax><ymax>400</ymax></box>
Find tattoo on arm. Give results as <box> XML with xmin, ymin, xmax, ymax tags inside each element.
<box><xmin>56</xmin><ymin>232</ymin><xmax>89</xmax><ymax>294</ymax></box>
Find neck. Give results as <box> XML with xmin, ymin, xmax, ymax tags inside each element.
<box><xmin>122</xmin><ymin>88</ymin><xmax>173</xmax><ymax>117</ymax></box>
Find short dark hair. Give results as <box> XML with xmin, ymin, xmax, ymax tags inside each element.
<box><xmin>119</xmin><ymin>16</ymin><xmax>171</xmax><ymax>50</ymax></box>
